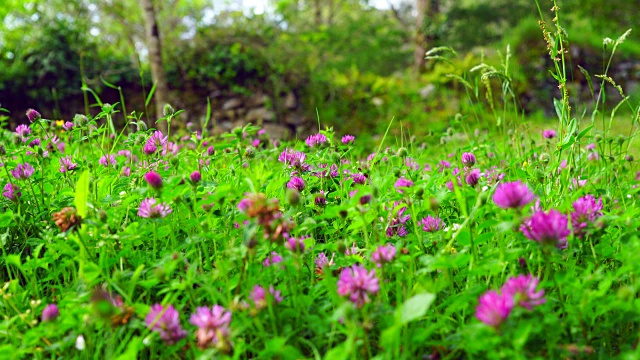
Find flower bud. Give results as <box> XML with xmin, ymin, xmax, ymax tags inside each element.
<box><xmin>190</xmin><ymin>171</ymin><xmax>201</xmax><ymax>184</ymax></box>
<box><xmin>74</xmin><ymin>114</ymin><xmax>88</xmax><ymax>126</ymax></box>
<box><xmin>26</xmin><ymin>109</ymin><xmax>41</xmax><ymax>122</ymax></box>
<box><xmin>42</xmin><ymin>304</ymin><xmax>59</xmax><ymax>322</ymax></box>
<box><xmin>461</xmin><ymin>152</ymin><xmax>476</xmax><ymax>167</ymax></box>
<box><xmin>539</xmin><ymin>153</ymin><xmax>550</xmax><ymax>163</ymax></box>
<box><xmin>163</xmin><ymin>104</ymin><xmax>175</xmax><ymax>118</ymax></box>
<box><xmin>244</xmin><ymin>146</ymin><xmax>255</xmax><ymax>158</ymax></box>
<box><xmin>286</xmin><ymin>188</ymin><xmax>300</xmax><ymax>206</ymax></box>
<box><xmin>397</xmin><ymin>147</ymin><xmax>408</xmax><ymax>158</ymax></box>
<box><xmin>136</xmin><ymin>121</ymin><xmax>148</xmax><ymax>132</ymax></box>
<box><xmin>144</xmin><ymin>171</ymin><xmax>163</xmax><ymax>189</ymax></box>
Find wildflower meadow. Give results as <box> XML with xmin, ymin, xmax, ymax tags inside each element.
<box><xmin>2</xmin><ymin>2</ymin><xmax>640</xmax><ymax>360</ymax></box>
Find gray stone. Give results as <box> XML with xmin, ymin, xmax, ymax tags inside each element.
<box><xmin>284</xmin><ymin>92</ymin><xmax>297</xmax><ymax>109</ymax></box>
<box><xmin>222</xmin><ymin>98</ymin><xmax>243</xmax><ymax>110</ymax></box>
<box><xmin>262</xmin><ymin>123</ymin><xmax>291</xmax><ymax>139</ymax></box>
<box><xmin>284</xmin><ymin>113</ymin><xmax>306</xmax><ymax>125</ymax></box>
<box><xmin>245</xmin><ymin>107</ymin><xmax>275</xmax><ymax>122</ymax></box>
<box><xmin>419</xmin><ymin>84</ymin><xmax>436</xmax><ymax>99</ymax></box>
<box><xmin>218</xmin><ymin>121</ymin><xmax>234</xmax><ymax>131</ymax></box>
<box><xmin>247</xmin><ymin>93</ymin><xmax>269</xmax><ymax>107</ymax></box>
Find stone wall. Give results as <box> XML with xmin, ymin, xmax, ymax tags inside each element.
<box><xmin>176</xmin><ymin>89</ymin><xmax>313</xmax><ymax>139</ymax></box>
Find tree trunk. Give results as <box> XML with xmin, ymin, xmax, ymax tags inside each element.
<box><xmin>415</xmin><ymin>0</ymin><xmax>440</xmax><ymax>74</ymax></box>
<box><xmin>314</xmin><ymin>0</ymin><xmax>322</xmax><ymax>27</ymax></box>
<box><xmin>140</xmin><ymin>0</ymin><xmax>168</xmax><ymax>133</ymax></box>
<box><xmin>414</xmin><ymin>0</ymin><xmax>427</xmax><ymax>73</ymax></box>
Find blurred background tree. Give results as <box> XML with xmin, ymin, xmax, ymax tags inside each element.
<box><xmin>1</xmin><ymin>0</ymin><xmax>639</xmax><ymax>135</ymax></box>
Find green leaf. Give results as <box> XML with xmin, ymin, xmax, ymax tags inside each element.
<box><xmin>5</xmin><ymin>255</ymin><xmax>22</xmax><ymax>270</ymax></box>
<box><xmin>80</xmin><ymin>261</ymin><xmax>102</xmax><ymax>284</ymax></box>
<box><xmin>553</xmin><ymin>98</ymin><xmax>564</xmax><ymax>123</ymax></box>
<box><xmin>577</xmin><ymin>125</ymin><xmax>594</xmax><ymax>140</ymax></box>
<box><xmin>324</xmin><ymin>343</ymin><xmax>350</xmax><ymax>360</ymax></box>
<box><xmin>399</xmin><ymin>293</ymin><xmax>436</xmax><ymax>324</ymax></box>
<box><xmin>75</xmin><ymin>171</ymin><xmax>90</xmax><ymax>218</ymax></box>
<box><xmin>115</xmin><ymin>337</ymin><xmax>141</xmax><ymax>360</ymax></box>
<box><xmin>0</xmin><ymin>345</ymin><xmax>17</xmax><ymax>359</ymax></box>
<box><xmin>0</xmin><ymin>210</ymin><xmax>13</xmax><ymax>228</ymax></box>
<box><xmin>577</xmin><ymin>65</ymin><xmax>594</xmax><ymax>99</ymax></box>
<box><xmin>145</xmin><ymin>81</ymin><xmax>157</xmax><ymax>108</ymax></box>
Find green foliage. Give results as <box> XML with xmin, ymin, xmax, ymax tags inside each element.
<box><xmin>1</xmin><ymin>4</ymin><xmax>640</xmax><ymax>355</ymax></box>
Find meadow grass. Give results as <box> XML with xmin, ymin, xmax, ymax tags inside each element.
<box><xmin>1</xmin><ymin>4</ymin><xmax>640</xmax><ymax>359</ymax></box>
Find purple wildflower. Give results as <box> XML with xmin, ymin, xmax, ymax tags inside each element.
<box><xmin>237</xmin><ymin>197</ymin><xmax>253</xmax><ymax>213</ymax></box>
<box><xmin>3</xmin><ymin>183</ymin><xmax>21</xmax><ymax>202</ymax></box>
<box><xmin>138</xmin><ymin>198</ymin><xmax>172</xmax><ymax>218</ymax></box>
<box><xmin>421</xmin><ymin>215</ymin><xmax>444</xmax><ymax>232</ymax></box>
<box><xmin>251</xmin><ymin>285</ymin><xmax>283</xmax><ymax>309</ymax></box>
<box><xmin>351</xmin><ymin>173</ymin><xmax>367</xmax><ymax>185</ymax></box>
<box><xmin>121</xmin><ymin>167</ymin><xmax>131</xmax><ymax>177</ymax></box>
<box><xmin>371</xmin><ymin>243</ymin><xmax>396</xmax><ymax>267</ymax></box>
<box><xmin>144</xmin><ymin>131</ymin><xmax>167</xmax><ymax>155</ymax></box>
<box><xmin>263</xmin><ymin>252</ymin><xmax>283</xmax><ymax>267</ymax></box>
<box><xmin>287</xmin><ymin>176</ymin><xmax>305</xmax><ymax>191</ymax></box>
<box><xmin>189</xmin><ymin>305</ymin><xmax>232</xmax><ymax>349</ymax></box>
<box><xmin>314</xmin><ymin>191</ymin><xmax>326</xmax><ymax>206</ymax></box>
<box><xmin>15</xmin><ymin>124</ymin><xmax>31</xmax><ymax>141</ymax></box>
<box><xmin>570</xmin><ymin>178</ymin><xmax>587</xmax><ymax>190</ymax></box>
<box><xmin>394</xmin><ymin>177</ymin><xmax>414</xmax><ymax>193</ymax></box>
<box><xmin>278</xmin><ymin>148</ymin><xmax>303</xmax><ymax>164</ymax></box>
<box><xmin>588</xmin><ymin>152</ymin><xmax>599</xmax><ymax>161</ymax></box>
<box><xmin>465</xmin><ymin>168</ymin><xmax>481</xmax><ymax>187</ymax></box>
<box><xmin>315</xmin><ymin>252</ymin><xmax>334</xmax><ymax>268</ymax></box>
<box><xmin>492</xmin><ymin>181</ymin><xmax>535</xmax><ymax>209</ymax></box>
<box><xmin>59</xmin><ymin>156</ymin><xmax>77</xmax><ymax>173</ymax></box>
<box><xmin>145</xmin><ymin>304</ymin><xmax>187</xmax><ymax>345</ymax></box>
<box><xmin>337</xmin><ymin>265</ymin><xmax>379</xmax><ymax>308</ymax></box>
<box><xmin>585</xmin><ymin>143</ymin><xmax>596</xmax><ymax>151</ymax></box>
<box><xmin>330</xmin><ymin>164</ymin><xmax>339</xmax><ymax>177</ymax></box>
<box><xmin>11</xmin><ymin>163</ymin><xmax>35</xmax><ymax>180</ymax></box>
<box><xmin>305</xmin><ymin>133</ymin><xmax>328</xmax><ymax>147</ymax></box>
<box><xmin>386</xmin><ymin>203</ymin><xmax>410</xmax><ymax>237</ymax></box>
<box><xmin>144</xmin><ymin>171</ymin><xmax>163</xmax><ymax>189</ymax></box>
<box><xmin>571</xmin><ymin>195</ymin><xmax>603</xmax><ymax>238</ymax></box>
<box><xmin>405</xmin><ymin>157</ymin><xmax>420</xmax><ymax>171</ymax></box>
<box><xmin>285</xmin><ymin>236</ymin><xmax>306</xmax><ymax>253</ymax></box>
<box><xmin>360</xmin><ymin>194</ymin><xmax>372</xmax><ymax>205</ymax></box>
<box><xmin>484</xmin><ymin>166</ymin><xmax>505</xmax><ymax>186</ymax></box>
<box><xmin>501</xmin><ymin>275</ymin><xmax>546</xmax><ymax>311</ymax></box>
<box><xmin>345</xmin><ymin>242</ymin><xmax>359</xmax><ymax>255</ymax></box>
<box><xmin>437</xmin><ymin>160</ymin><xmax>451</xmax><ymax>172</ymax></box>
<box><xmin>341</xmin><ymin>135</ymin><xmax>355</xmax><ymax>144</ymax></box>
<box><xmin>42</xmin><ymin>304</ymin><xmax>59</xmax><ymax>322</ymax></box>
<box><xmin>475</xmin><ymin>291</ymin><xmax>513</xmax><ymax>328</ymax></box>
<box><xmin>99</xmin><ymin>154</ymin><xmax>116</xmax><ymax>167</ymax></box>
<box><xmin>62</xmin><ymin>121</ymin><xmax>74</xmax><ymax>131</ymax></box>
<box><xmin>190</xmin><ymin>171</ymin><xmax>202</xmax><ymax>184</ymax></box>
<box><xmin>26</xmin><ymin>109</ymin><xmax>41</xmax><ymax>122</ymax></box>
<box><xmin>542</xmin><ymin>130</ymin><xmax>556</xmax><ymax>139</ymax></box>
<box><xmin>461</xmin><ymin>152</ymin><xmax>476</xmax><ymax>167</ymax></box>
<box><xmin>520</xmin><ymin>209</ymin><xmax>570</xmax><ymax>249</ymax></box>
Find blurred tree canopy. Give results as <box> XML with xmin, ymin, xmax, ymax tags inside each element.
<box><xmin>1</xmin><ymin>0</ymin><xmax>639</xmax><ymax>132</ymax></box>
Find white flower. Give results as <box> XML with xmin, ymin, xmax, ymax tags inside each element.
<box><xmin>444</xmin><ymin>223</ymin><xmax>461</xmax><ymax>233</ymax></box>
<box><xmin>75</xmin><ymin>335</ymin><xmax>85</xmax><ymax>350</ymax></box>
